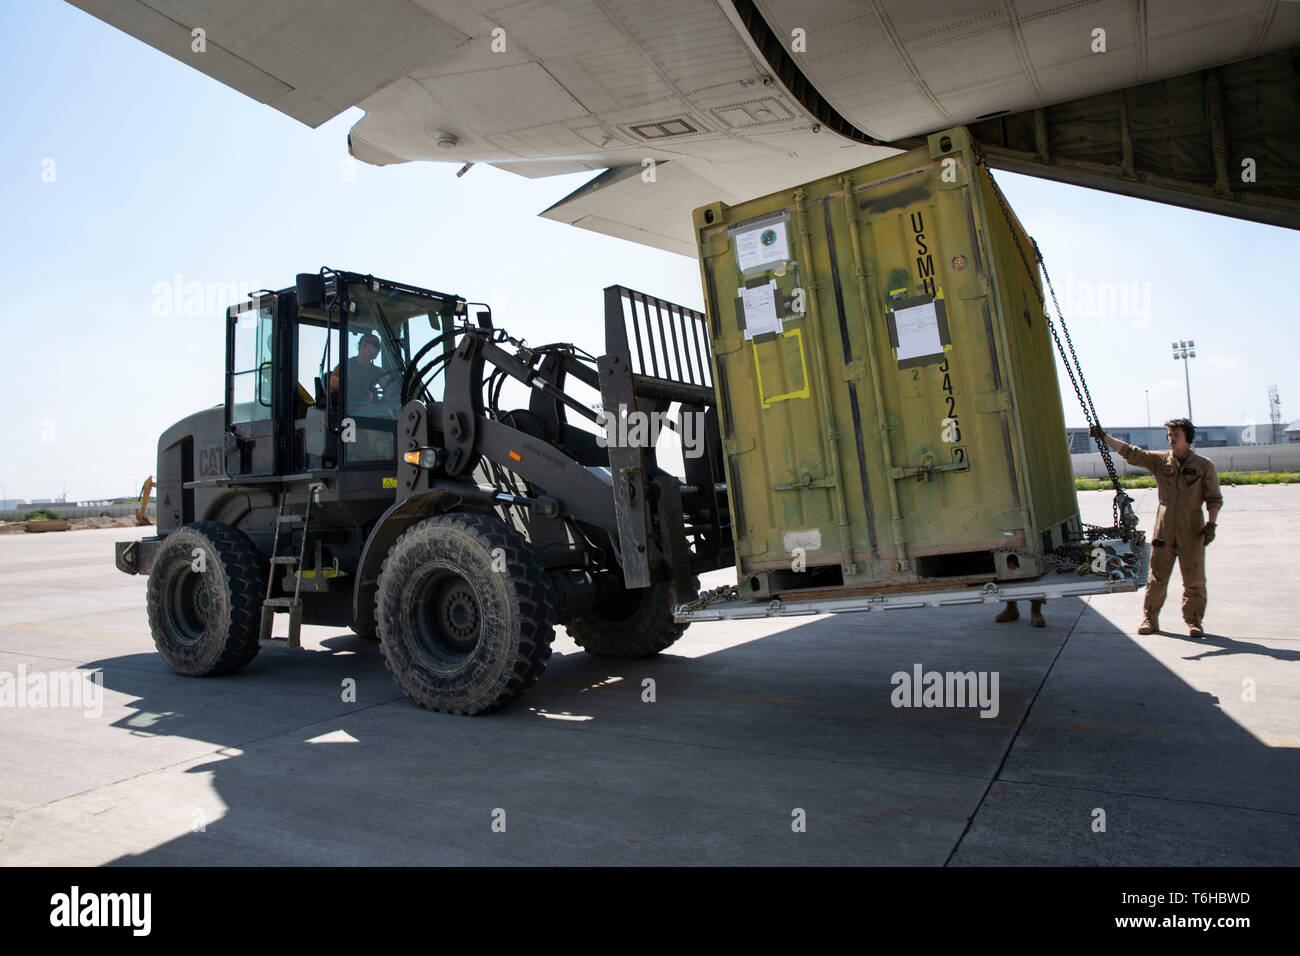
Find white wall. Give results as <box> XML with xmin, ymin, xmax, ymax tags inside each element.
<box><xmin>1072</xmin><ymin>444</ymin><xmax>1300</xmax><ymax>477</ymax></box>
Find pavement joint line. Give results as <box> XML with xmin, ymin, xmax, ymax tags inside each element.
<box><xmin>0</xmin><ymin>649</ymin><xmax>139</xmax><ymax>668</ymax></box>
<box><xmin>990</xmin><ymin>774</ymin><xmax>1300</xmax><ymax>818</ymax></box>
<box><xmin>0</xmin><ymin>699</ymin><xmax>400</xmax><ymax>830</ymax></box>
<box><xmin>942</xmin><ymin>595</ymin><xmax>1087</xmax><ymax>865</ymax></box>
<box><xmin>0</xmin><ymin>620</ymin><xmax>153</xmax><ymax>641</ymax></box>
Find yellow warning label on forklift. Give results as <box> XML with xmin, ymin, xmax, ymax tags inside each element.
<box><xmin>382</xmin><ymin>477</ymin><xmax>397</xmax><ymax>488</ymax></box>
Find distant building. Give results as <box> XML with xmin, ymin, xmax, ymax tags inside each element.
<box><xmin>1067</xmin><ymin>422</ymin><xmax>1288</xmax><ymax>452</ymax></box>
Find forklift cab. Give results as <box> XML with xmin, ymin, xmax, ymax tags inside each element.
<box><xmin>224</xmin><ymin>271</ymin><xmax>466</xmax><ymax>482</ymax></box>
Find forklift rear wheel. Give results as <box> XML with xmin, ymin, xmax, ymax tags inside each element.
<box><xmin>567</xmin><ymin>576</ymin><xmax>695</xmax><ymax>658</ymax></box>
<box><xmin>350</xmin><ymin>623</ymin><xmax>379</xmax><ymax>641</ymax></box>
<box><xmin>145</xmin><ymin>521</ymin><xmax>266</xmax><ymax>677</ymax></box>
<box><xmin>376</xmin><ymin>513</ymin><xmax>555</xmax><ymax>715</ymax></box>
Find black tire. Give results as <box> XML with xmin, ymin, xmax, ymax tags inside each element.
<box><xmin>567</xmin><ymin>576</ymin><xmax>695</xmax><ymax>658</ymax></box>
<box><xmin>349</xmin><ymin>623</ymin><xmax>379</xmax><ymax>641</ymax></box>
<box><xmin>145</xmin><ymin>521</ymin><xmax>266</xmax><ymax>677</ymax></box>
<box><xmin>375</xmin><ymin>513</ymin><xmax>556</xmax><ymax>715</ymax></box>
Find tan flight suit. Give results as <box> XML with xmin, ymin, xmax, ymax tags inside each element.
<box><xmin>1112</xmin><ymin>441</ymin><xmax>1223</xmax><ymax>625</ymax></box>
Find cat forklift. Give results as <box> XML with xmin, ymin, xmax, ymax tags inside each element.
<box><xmin>114</xmin><ymin>269</ymin><xmax>732</xmax><ymax>714</ymax></box>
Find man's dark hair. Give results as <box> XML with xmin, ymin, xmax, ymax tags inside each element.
<box><xmin>358</xmin><ymin>333</ymin><xmax>381</xmax><ymax>349</ymax></box>
<box><xmin>1164</xmin><ymin>418</ymin><xmax>1195</xmax><ymax>443</ymax></box>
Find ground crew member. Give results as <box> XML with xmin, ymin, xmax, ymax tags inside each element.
<box><xmin>1090</xmin><ymin>419</ymin><xmax>1222</xmax><ymax>637</ymax></box>
<box><xmin>995</xmin><ymin>599</ymin><xmax>1045</xmax><ymax>628</ymax></box>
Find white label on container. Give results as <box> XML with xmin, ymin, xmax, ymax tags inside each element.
<box><xmin>894</xmin><ymin>301</ymin><xmax>944</xmax><ymax>361</ymax></box>
<box><xmin>783</xmin><ymin>529</ymin><xmax>822</xmax><ymax>553</ymax></box>
<box><xmin>741</xmin><ymin>280</ymin><xmax>782</xmax><ymax>339</ymax></box>
<box><xmin>735</xmin><ymin>220</ymin><xmax>790</xmax><ymax>273</ymax></box>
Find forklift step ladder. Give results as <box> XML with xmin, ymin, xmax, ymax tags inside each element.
<box><xmin>259</xmin><ymin>487</ymin><xmax>316</xmax><ymax>648</ymax></box>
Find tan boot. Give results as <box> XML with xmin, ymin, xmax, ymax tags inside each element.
<box><xmin>1188</xmin><ymin>622</ymin><xmax>1204</xmax><ymax>638</ymax></box>
<box><xmin>1030</xmin><ymin>600</ymin><xmax>1045</xmax><ymax>628</ymax></box>
<box><xmin>995</xmin><ymin>602</ymin><xmax>1019</xmax><ymax>623</ymax></box>
<box><xmin>1137</xmin><ymin>614</ymin><xmax>1158</xmax><ymax>635</ymax></box>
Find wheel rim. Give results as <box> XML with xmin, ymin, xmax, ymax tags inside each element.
<box><xmin>410</xmin><ymin>568</ymin><xmax>482</xmax><ymax>668</ymax></box>
<box><xmin>166</xmin><ymin>561</ymin><xmax>211</xmax><ymax>645</ymax></box>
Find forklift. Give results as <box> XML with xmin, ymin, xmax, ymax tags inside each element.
<box><xmin>115</xmin><ymin>269</ymin><xmax>732</xmax><ymax>714</ymax></box>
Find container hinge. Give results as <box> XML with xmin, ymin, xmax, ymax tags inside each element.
<box><xmin>974</xmin><ymin>391</ymin><xmax>1012</xmax><ymax>413</ymax></box>
<box><xmin>702</xmin><ymin>235</ymin><xmax>730</xmax><ymax>258</ymax></box>
<box><xmin>936</xmin><ymin>163</ymin><xmax>970</xmax><ymax>189</ymax></box>
<box><xmin>955</xmin><ymin>276</ymin><xmax>991</xmax><ymax>300</ymax></box>
<box><xmin>890</xmin><ymin>455</ymin><xmax>967</xmax><ymax>481</ymax></box>
<box><xmin>991</xmin><ymin>510</ymin><xmax>1030</xmax><ymax>531</ymax></box>
<box><xmin>774</xmin><ymin>476</ymin><xmax>836</xmax><ymax>491</ymax></box>
<box><xmin>841</xmin><ymin>360</ymin><xmax>867</xmax><ymax>382</ymax></box>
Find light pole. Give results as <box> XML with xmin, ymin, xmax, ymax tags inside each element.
<box><xmin>1172</xmin><ymin>340</ymin><xmax>1195</xmax><ymax>418</ymax></box>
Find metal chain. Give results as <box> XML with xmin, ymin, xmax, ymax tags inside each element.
<box><xmin>681</xmin><ymin>583</ymin><xmax>739</xmax><ymax>611</ymax></box>
<box><xmin>969</xmin><ymin>139</ymin><xmax>1132</xmax><ymax>534</ymax></box>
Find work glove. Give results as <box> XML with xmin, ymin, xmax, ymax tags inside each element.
<box><xmin>1089</xmin><ymin>424</ymin><xmax>1105</xmax><ymax>440</ymax></box>
<box><xmin>1201</xmin><ymin>522</ymin><xmax>1216</xmax><ymax>545</ymax></box>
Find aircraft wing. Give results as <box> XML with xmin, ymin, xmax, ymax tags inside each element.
<box><xmin>66</xmin><ymin>0</ymin><xmax>1300</xmax><ymax>252</ymax></box>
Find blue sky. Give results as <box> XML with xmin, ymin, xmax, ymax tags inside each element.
<box><xmin>1</xmin><ymin>0</ymin><xmax>1297</xmax><ymax>503</ymax></box>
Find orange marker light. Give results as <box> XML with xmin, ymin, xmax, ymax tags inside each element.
<box><xmin>403</xmin><ymin>451</ymin><xmax>421</xmax><ymax>465</ymax></box>
<box><xmin>508</xmin><ymin>450</ymin><xmax>522</xmax><ymax>462</ymax></box>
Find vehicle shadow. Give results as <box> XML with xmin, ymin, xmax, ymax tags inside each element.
<box><xmin>81</xmin><ymin>595</ymin><xmax>1299</xmax><ymax>866</ymax></box>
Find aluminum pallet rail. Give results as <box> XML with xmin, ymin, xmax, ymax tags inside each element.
<box><xmin>676</xmin><ymin>537</ymin><xmax>1145</xmax><ymax>622</ymax></box>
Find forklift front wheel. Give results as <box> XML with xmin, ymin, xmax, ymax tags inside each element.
<box><xmin>145</xmin><ymin>522</ymin><xmax>266</xmax><ymax>677</ymax></box>
<box><xmin>375</xmin><ymin>513</ymin><xmax>556</xmax><ymax>715</ymax></box>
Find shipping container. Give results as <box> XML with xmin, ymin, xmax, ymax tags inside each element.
<box><xmin>691</xmin><ymin>126</ymin><xmax>1084</xmax><ymax>602</ymax></box>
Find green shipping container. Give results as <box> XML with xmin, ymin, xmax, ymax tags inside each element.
<box><xmin>693</xmin><ymin>126</ymin><xmax>1081</xmax><ymax>600</ymax></box>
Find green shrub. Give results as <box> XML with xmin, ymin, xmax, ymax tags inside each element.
<box><xmin>1075</xmin><ymin>472</ymin><xmax>1300</xmax><ymax>491</ymax></box>
<box><xmin>22</xmin><ymin>508</ymin><xmax>62</xmax><ymax>521</ymax></box>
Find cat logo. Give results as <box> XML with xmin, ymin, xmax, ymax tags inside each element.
<box><xmin>198</xmin><ymin>444</ymin><xmax>224</xmax><ymax>477</ymax></box>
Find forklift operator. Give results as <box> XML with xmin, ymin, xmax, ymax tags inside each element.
<box><xmin>329</xmin><ymin>332</ymin><xmax>393</xmax><ymax>411</ymax></box>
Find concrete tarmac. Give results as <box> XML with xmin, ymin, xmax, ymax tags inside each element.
<box><xmin>0</xmin><ymin>488</ymin><xmax>1295</xmax><ymax>865</ymax></box>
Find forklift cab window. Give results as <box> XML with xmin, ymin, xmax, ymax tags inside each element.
<box><xmin>230</xmin><ymin>305</ymin><xmax>273</xmax><ymax>423</ymax></box>
<box><xmin>297</xmin><ymin>320</ymin><xmax>338</xmax><ymax>410</ymax></box>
